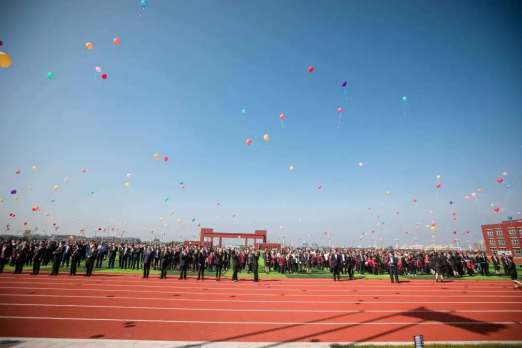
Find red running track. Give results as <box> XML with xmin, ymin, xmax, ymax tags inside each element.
<box><xmin>0</xmin><ymin>272</ymin><xmax>521</xmax><ymax>344</ymax></box>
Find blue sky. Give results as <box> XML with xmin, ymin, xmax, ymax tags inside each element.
<box><xmin>1</xmin><ymin>0</ymin><xmax>521</xmax><ymax>246</ymax></box>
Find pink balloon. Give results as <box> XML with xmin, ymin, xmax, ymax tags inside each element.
<box><xmin>95</xmin><ymin>67</ymin><xmax>102</xmax><ymax>73</ymax></box>
<box><xmin>465</xmin><ymin>196</ymin><xmax>470</xmax><ymax>200</ymax></box>
<box><xmin>471</xmin><ymin>192</ymin><xmax>477</xmax><ymax>197</ymax></box>
<box><xmin>246</xmin><ymin>139</ymin><xmax>252</xmax><ymax>146</ymax></box>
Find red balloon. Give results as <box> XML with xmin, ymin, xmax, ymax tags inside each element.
<box><xmin>23</xmin><ymin>221</ymin><xmax>27</xmax><ymax>225</ymax></box>
<box><xmin>197</xmin><ymin>223</ymin><xmax>201</xmax><ymax>227</ymax></box>
<box><xmin>0</xmin><ymin>41</ymin><xmax>3</xmax><ymax>46</ymax></box>
<box><xmin>279</xmin><ymin>114</ymin><xmax>285</xmax><ymax>120</ymax></box>
<box><xmin>246</xmin><ymin>139</ymin><xmax>252</xmax><ymax>146</ymax></box>
<box><xmin>163</xmin><ymin>156</ymin><xmax>169</xmax><ymax>162</ymax></box>
<box><xmin>452</xmin><ymin>212</ymin><xmax>456</xmax><ymax>216</ymax></box>
<box><xmin>436</xmin><ymin>183</ymin><xmax>441</xmax><ymax>189</ymax></box>
<box><xmin>497</xmin><ymin>178</ymin><xmax>503</xmax><ymax>183</ymax></box>
<box><xmin>453</xmin><ymin>231</ymin><xmax>457</xmax><ymax>234</ymax></box>
<box><xmin>111</xmin><ymin>227</ymin><xmax>115</xmax><ymax>231</ymax></box>
<box><xmin>466</xmin><ymin>230</ymin><xmax>470</xmax><ymax>233</ymax></box>
<box><xmin>413</xmin><ymin>198</ymin><xmax>417</xmax><ymax>203</ymax></box>
<box><xmin>308</xmin><ymin>66</ymin><xmax>314</xmax><ymax>72</ymax></box>
<box><xmin>494</xmin><ymin>206</ymin><xmax>500</xmax><ymax>212</ymax></box>
<box><xmin>404</xmin><ymin>231</ymin><xmax>408</xmax><ymax>235</ymax></box>
<box><xmin>338</xmin><ymin>108</ymin><xmax>343</xmax><ymax>114</ymax></box>
<box><xmin>98</xmin><ymin>228</ymin><xmax>102</xmax><ymax>231</ymax></box>
<box><xmin>101</xmin><ymin>73</ymin><xmax>107</xmax><ymax>80</ymax></box>
<box><xmin>452</xmin><ymin>239</ymin><xmax>457</xmax><ymax>243</ymax></box>
<box><xmin>317</xmin><ymin>185</ymin><xmax>322</xmax><ymax>190</ymax></box>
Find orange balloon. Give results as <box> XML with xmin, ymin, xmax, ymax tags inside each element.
<box><xmin>113</xmin><ymin>38</ymin><xmax>120</xmax><ymax>45</ymax></box>
<box><xmin>263</xmin><ymin>134</ymin><xmax>270</xmax><ymax>141</ymax></box>
<box><xmin>86</xmin><ymin>42</ymin><xmax>93</xmax><ymax>50</ymax></box>
<box><xmin>154</xmin><ymin>154</ymin><xmax>159</xmax><ymax>159</ymax></box>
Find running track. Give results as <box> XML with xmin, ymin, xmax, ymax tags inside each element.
<box><xmin>1</xmin><ymin>272</ymin><xmax>522</xmax><ymax>344</ymax></box>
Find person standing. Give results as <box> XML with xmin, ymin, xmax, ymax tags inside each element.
<box><xmin>85</xmin><ymin>242</ymin><xmax>97</xmax><ymax>277</ymax></box>
<box><xmin>142</xmin><ymin>246</ymin><xmax>153</xmax><ymax>279</ymax></box>
<box><xmin>69</xmin><ymin>244</ymin><xmax>80</xmax><ymax>276</ymax></box>
<box><xmin>330</xmin><ymin>249</ymin><xmax>341</xmax><ymax>281</ymax></box>
<box><xmin>197</xmin><ymin>248</ymin><xmax>206</xmax><ymax>280</ymax></box>
<box><xmin>14</xmin><ymin>241</ymin><xmax>29</xmax><ymax>274</ymax></box>
<box><xmin>231</xmin><ymin>250</ymin><xmax>239</xmax><ymax>282</ymax></box>
<box><xmin>214</xmin><ymin>250</ymin><xmax>223</xmax><ymax>281</ymax></box>
<box><xmin>434</xmin><ymin>252</ymin><xmax>445</xmax><ymax>282</ymax></box>
<box><xmin>492</xmin><ymin>253</ymin><xmax>501</xmax><ymax>276</ymax></box>
<box><xmin>506</xmin><ymin>256</ymin><xmax>520</xmax><ymax>289</ymax></box>
<box><xmin>118</xmin><ymin>244</ymin><xmax>125</xmax><ymax>269</ymax></box>
<box><xmin>50</xmin><ymin>241</ymin><xmax>65</xmax><ymax>276</ymax></box>
<box><xmin>179</xmin><ymin>248</ymin><xmax>188</xmax><ymax>280</ymax></box>
<box><xmin>388</xmin><ymin>252</ymin><xmax>399</xmax><ymax>284</ymax></box>
<box><xmin>0</xmin><ymin>241</ymin><xmax>12</xmax><ymax>274</ymax></box>
<box><xmin>32</xmin><ymin>242</ymin><xmax>45</xmax><ymax>275</ymax></box>
<box><xmin>159</xmin><ymin>247</ymin><xmax>170</xmax><ymax>279</ymax></box>
<box><xmin>108</xmin><ymin>243</ymin><xmax>117</xmax><ymax>269</ymax></box>
<box><xmin>253</xmin><ymin>250</ymin><xmax>260</xmax><ymax>282</ymax></box>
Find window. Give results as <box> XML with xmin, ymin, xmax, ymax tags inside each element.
<box><xmin>514</xmin><ymin>248</ymin><xmax>521</xmax><ymax>255</ymax></box>
<box><xmin>500</xmin><ymin>247</ymin><xmax>507</xmax><ymax>252</ymax></box>
<box><xmin>498</xmin><ymin>239</ymin><xmax>505</xmax><ymax>245</ymax></box>
<box><xmin>511</xmin><ymin>238</ymin><xmax>519</xmax><ymax>245</ymax></box>
<box><xmin>486</xmin><ymin>229</ymin><xmax>494</xmax><ymax>236</ymax></box>
<box><xmin>508</xmin><ymin>229</ymin><xmax>516</xmax><ymax>236</ymax></box>
<box><xmin>519</xmin><ymin>228</ymin><xmax>522</xmax><ymax>235</ymax></box>
<box><xmin>495</xmin><ymin>229</ymin><xmax>503</xmax><ymax>236</ymax></box>
<box><xmin>489</xmin><ymin>239</ymin><xmax>496</xmax><ymax>245</ymax></box>
<box><xmin>490</xmin><ymin>247</ymin><xmax>497</xmax><ymax>254</ymax></box>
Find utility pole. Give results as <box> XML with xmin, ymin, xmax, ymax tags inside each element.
<box><xmin>394</xmin><ymin>238</ymin><xmax>399</xmax><ymax>250</ymax></box>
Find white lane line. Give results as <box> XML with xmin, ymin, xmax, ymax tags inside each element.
<box><xmin>1</xmin><ymin>293</ymin><xmax>521</xmax><ymax>304</ymax></box>
<box><xmin>2</xmin><ymin>303</ymin><xmax>522</xmax><ymax>314</ymax></box>
<box><xmin>0</xmin><ymin>281</ymin><xmax>515</xmax><ymax>293</ymax></box>
<box><xmin>0</xmin><ymin>315</ymin><xmax>519</xmax><ymax>326</ymax></box>
<box><xmin>2</xmin><ymin>286</ymin><xmax>522</xmax><ymax>298</ymax></box>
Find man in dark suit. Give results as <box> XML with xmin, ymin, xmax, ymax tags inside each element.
<box><xmin>179</xmin><ymin>248</ymin><xmax>188</xmax><ymax>280</ymax></box>
<box><xmin>32</xmin><ymin>242</ymin><xmax>45</xmax><ymax>275</ymax></box>
<box><xmin>388</xmin><ymin>252</ymin><xmax>399</xmax><ymax>284</ymax></box>
<box><xmin>118</xmin><ymin>244</ymin><xmax>125</xmax><ymax>268</ymax></box>
<box><xmin>108</xmin><ymin>243</ymin><xmax>117</xmax><ymax>269</ymax></box>
<box><xmin>61</xmin><ymin>242</ymin><xmax>72</xmax><ymax>268</ymax></box>
<box><xmin>13</xmin><ymin>241</ymin><xmax>29</xmax><ymax>274</ymax></box>
<box><xmin>0</xmin><ymin>241</ymin><xmax>13</xmax><ymax>274</ymax></box>
<box><xmin>160</xmin><ymin>247</ymin><xmax>170</xmax><ymax>279</ymax></box>
<box><xmin>69</xmin><ymin>244</ymin><xmax>81</xmax><ymax>276</ymax></box>
<box><xmin>142</xmin><ymin>246</ymin><xmax>153</xmax><ymax>279</ymax></box>
<box><xmin>50</xmin><ymin>241</ymin><xmax>65</xmax><ymax>276</ymax></box>
<box><xmin>330</xmin><ymin>249</ymin><xmax>341</xmax><ymax>281</ymax></box>
<box><xmin>197</xmin><ymin>248</ymin><xmax>207</xmax><ymax>280</ymax></box>
<box><xmin>347</xmin><ymin>252</ymin><xmax>355</xmax><ymax>280</ymax></box>
<box><xmin>231</xmin><ymin>250</ymin><xmax>239</xmax><ymax>282</ymax></box>
<box><xmin>252</xmin><ymin>250</ymin><xmax>260</xmax><ymax>282</ymax></box>
<box><xmin>85</xmin><ymin>242</ymin><xmax>97</xmax><ymax>277</ymax></box>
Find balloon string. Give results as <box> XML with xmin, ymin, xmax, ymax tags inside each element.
<box><xmin>337</xmin><ymin>113</ymin><xmax>342</xmax><ymax>130</ymax></box>
<box><xmin>281</xmin><ymin>120</ymin><xmax>284</xmax><ymax>129</ymax></box>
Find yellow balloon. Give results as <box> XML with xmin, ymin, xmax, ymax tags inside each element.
<box><xmin>125</xmin><ymin>182</ymin><xmax>130</xmax><ymax>187</ymax></box>
<box><xmin>386</xmin><ymin>191</ymin><xmax>391</xmax><ymax>195</ymax></box>
<box><xmin>54</xmin><ymin>185</ymin><xmax>59</xmax><ymax>191</ymax></box>
<box><xmin>430</xmin><ymin>226</ymin><xmax>435</xmax><ymax>231</ymax></box>
<box><xmin>159</xmin><ymin>217</ymin><xmax>163</xmax><ymax>221</ymax></box>
<box><xmin>15</xmin><ymin>196</ymin><xmax>20</xmax><ymax>200</ymax></box>
<box><xmin>436</xmin><ymin>175</ymin><xmax>441</xmax><ymax>179</ymax></box>
<box><xmin>426</xmin><ymin>224</ymin><xmax>429</xmax><ymax>228</ymax></box>
<box><xmin>177</xmin><ymin>219</ymin><xmax>181</xmax><ymax>224</ymax></box>
<box><xmin>290</xmin><ymin>166</ymin><xmax>294</xmax><ymax>171</ymax></box>
<box><xmin>32</xmin><ymin>166</ymin><xmax>37</xmax><ymax>170</ymax></box>
<box><xmin>0</xmin><ymin>198</ymin><xmax>3</xmax><ymax>203</ymax></box>
<box><xmin>0</xmin><ymin>52</ymin><xmax>12</xmax><ymax>68</ymax></box>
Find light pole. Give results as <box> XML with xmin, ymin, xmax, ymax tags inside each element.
<box><xmin>394</xmin><ymin>238</ymin><xmax>399</xmax><ymax>250</ymax></box>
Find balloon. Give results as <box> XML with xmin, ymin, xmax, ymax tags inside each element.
<box><xmin>98</xmin><ymin>228</ymin><xmax>102</xmax><ymax>231</ymax></box>
<box><xmin>217</xmin><ymin>202</ymin><xmax>220</xmax><ymax>206</ymax></box>
<box><xmin>503</xmin><ymin>171</ymin><xmax>508</xmax><ymax>176</ymax></box>
<box><xmin>15</xmin><ymin>170</ymin><xmax>20</xmax><ymax>175</ymax></box>
<box><xmin>436</xmin><ymin>183</ymin><xmax>441</xmax><ymax>189</ymax></box>
<box><xmin>0</xmin><ymin>52</ymin><xmax>12</xmax><ymax>68</ymax></box>
<box><xmin>164</xmin><ymin>156</ymin><xmax>169</xmax><ymax>162</ymax></box>
<box><xmin>452</xmin><ymin>239</ymin><xmax>456</xmax><ymax>243</ymax></box>
<box><xmin>317</xmin><ymin>185</ymin><xmax>322</xmax><ymax>190</ymax></box>
<box><xmin>111</xmin><ymin>227</ymin><xmax>115</xmax><ymax>231</ymax></box>
<box><xmin>404</xmin><ymin>231</ymin><xmax>408</xmax><ymax>235</ymax></box>
<box><xmin>51</xmin><ymin>199</ymin><xmax>55</xmax><ymax>203</ymax></box>
<box><xmin>154</xmin><ymin>154</ymin><xmax>159</xmax><ymax>159</ymax></box>
<box><xmin>402</xmin><ymin>96</ymin><xmax>407</xmax><ymax>101</ymax></box>
<box><xmin>466</xmin><ymin>230</ymin><xmax>470</xmax><ymax>233</ymax></box>
<box><xmin>0</xmin><ymin>199</ymin><xmax>3</xmax><ymax>203</ymax></box>
<box><xmin>494</xmin><ymin>206</ymin><xmax>500</xmax><ymax>212</ymax></box>
<box><xmin>197</xmin><ymin>224</ymin><xmax>201</xmax><ymax>227</ymax></box>
<box><xmin>430</xmin><ymin>226</ymin><xmax>435</xmax><ymax>231</ymax></box>
<box><xmin>241</xmin><ymin>109</ymin><xmax>246</xmax><ymax>114</ymax></box>
<box><xmin>471</xmin><ymin>192</ymin><xmax>477</xmax><ymax>197</ymax></box>
<box><xmin>279</xmin><ymin>114</ymin><xmax>285</xmax><ymax>120</ymax></box>
<box><xmin>86</xmin><ymin>42</ymin><xmax>93</xmax><ymax>50</ymax></box>
<box><xmin>191</xmin><ymin>218</ymin><xmax>195</xmax><ymax>222</ymax></box>
<box><xmin>449</xmin><ymin>201</ymin><xmax>453</xmax><ymax>204</ymax></box>
<box><xmin>358</xmin><ymin>162</ymin><xmax>363</xmax><ymax>167</ymax></box>
<box><xmin>126</xmin><ymin>174</ymin><xmax>131</xmax><ymax>178</ymax></box>
<box><xmin>181</xmin><ymin>185</ymin><xmax>185</xmax><ymax>189</ymax></box>
<box><xmin>342</xmin><ymin>81</ymin><xmax>347</xmax><ymax>87</ymax></box>
<box><xmin>436</xmin><ymin>175</ymin><xmax>441</xmax><ymax>179</ymax></box>
<box><xmin>465</xmin><ymin>196</ymin><xmax>470</xmax><ymax>200</ymax></box>
<box><xmin>246</xmin><ymin>139</ymin><xmax>252</xmax><ymax>146</ymax></box>
<box><xmin>82</xmin><ymin>169</ymin><xmax>86</xmax><ymax>173</ymax></box>
<box><xmin>177</xmin><ymin>219</ymin><xmax>181</xmax><ymax>224</ymax></box>
<box><xmin>159</xmin><ymin>217</ymin><xmax>163</xmax><ymax>221</ymax></box>
<box><xmin>170</xmin><ymin>211</ymin><xmax>174</xmax><ymax>215</ymax></box>
<box><xmin>518</xmin><ymin>212</ymin><xmax>521</xmax><ymax>216</ymax></box>
<box><xmin>101</xmin><ymin>73</ymin><xmax>107</xmax><ymax>80</ymax></box>
<box><xmin>453</xmin><ymin>231</ymin><xmax>457</xmax><ymax>234</ymax></box>
<box><xmin>32</xmin><ymin>166</ymin><xmax>37</xmax><ymax>170</ymax></box>
<box><xmin>64</xmin><ymin>177</ymin><xmax>69</xmax><ymax>182</ymax></box>
<box><xmin>95</xmin><ymin>67</ymin><xmax>102</xmax><ymax>73</ymax></box>
<box><xmin>232</xmin><ymin>214</ymin><xmax>236</xmax><ymax>218</ymax></box>
<box><xmin>164</xmin><ymin>197</ymin><xmax>169</xmax><ymax>202</ymax></box>
<box><xmin>125</xmin><ymin>182</ymin><xmax>130</xmax><ymax>187</ymax></box>
<box><xmin>508</xmin><ymin>216</ymin><xmax>513</xmax><ymax>220</ymax></box>
<box><xmin>141</xmin><ymin>0</ymin><xmax>148</xmax><ymax>8</ymax></box>
<box><xmin>308</xmin><ymin>66</ymin><xmax>314</xmax><ymax>72</ymax></box>
<box><xmin>490</xmin><ymin>203</ymin><xmax>495</xmax><ymax>207</ymax></box>
<box><xmin>113</xmin><ymin>38</ymin><xmax>120</xmax><ymax>45</ymax></box>
<box><xmin>54</xmin><ymin>185</ymin><xmax>59</xmax><ymax>191</ymax></box>
<box><xmin>386</xmin><ymin>191</ymin><xmax>391</xmax><ymax>195</ymax></box>
<box><xmin>263</xmin><ymin>134</ymin><xmax>270</xmax><ymax>141</ymax></box>
<box><xmin>338</xmin><ymin>108</ymin><xmax>343</xmax><ymax>114</ymax></box>
<box><xmin>290</xmin><ymin>166</ymin><xmax>294</xmax><ymax>171</ymax></box>
<box><xmin>478</xmin><ymin>189</ymin><xmax>483</xmax><ymax>193</ymax></box>
<box><xmin>47</xmin><ymin>72</ymin><xmax>54</xmax><ymax>79</ymax></box>
<box><xmin>413</xmin><ymin>198</ymin><xmax>417</xmax><ymax>203</ymax></box>
<box><xmin>497</xmin><ymin>178</ymin><xmax>503</xmax><ymax>183</ymax></box>
<box><xmin>396</xmin><ymin>211</ymin><xmax>400</xmax><ymax>215</ymax></box>
<box><xmin>453</xmin><ymin>212</ymin><xmax>456</xmax><ymax>215</ymax></box>
<box><xmin>180</xmin><ymin>182</ymin><xmax>184</xmax><ymax>185</ymax></box>
<box><xmin>430</xmin><ymin>210</ymin><xmax>433</xmax><ymax>214</ymax></box>
<box><xmin>90</xmin><ymin>190</ymin><xmax>94</xmax><ymax>194</ymax></box>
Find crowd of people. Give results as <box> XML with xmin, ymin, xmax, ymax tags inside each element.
<box><xmin>0</xmin><ymin>238</ymin><xmax>520</xmax><ymax>288</ymax></box>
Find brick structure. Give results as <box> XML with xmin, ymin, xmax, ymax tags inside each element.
<box><xmin>481</xmin><ymin>219</ymin><xmax>522</xmax><ymax>262</ymax></box>
<box><xmin>195</xmin><ymin>228</ymin><xmax>279</xmax><ymax>250</ymax></box>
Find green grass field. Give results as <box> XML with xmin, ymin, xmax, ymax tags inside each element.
<box><xmin>3</xmin><ymin>253</ymin><xmax>515</xmax><ymax>281</ymax></box>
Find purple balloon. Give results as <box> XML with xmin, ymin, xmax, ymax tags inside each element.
<box><xmin>449</xmin><ymin>201</ymin><xmax>453</xmax><ymax>204</ymax></box>
<box><xmin>10</xmin><ymin>189</ymin><xmax>16</xmax><ymax>195</ymax></box>
<box><xmin>342</xmin><ymin>81</ymin><xmax>347</xmax><ymax>87</ymax></box>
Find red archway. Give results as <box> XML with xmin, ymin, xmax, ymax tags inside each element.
<box><xmin>200</xmin><ymin>228</ymin><xmax>267</xmax><ymax>249</ymax></box>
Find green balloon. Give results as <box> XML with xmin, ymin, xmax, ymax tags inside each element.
<box><xmin>164</xmin><ymin>197</ymin><xmax>169</xmax><ymax>202</ymax></box>
<box><xmin>47</xmin><ymin>72</ymin><xmax>55</xmax><ymax>80</ymax></box>
<box><xmin>51</xmin><ymin>199</ymin><xmax>55</xmax><ymax>203</ymax></box>
<box><xmin>90</xmin><ymin>190</ymin><xmax>94</xmax><ymax>194</ymax></box>
<box><xmin>402</xmin><ymin>96</ymin><xmax>407</xmax><ymax>101</ymax></box>
<box><xmin>241</xmin><ymin>109</ymin><xmax>246</xmax><ymax>114</ymax></box>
